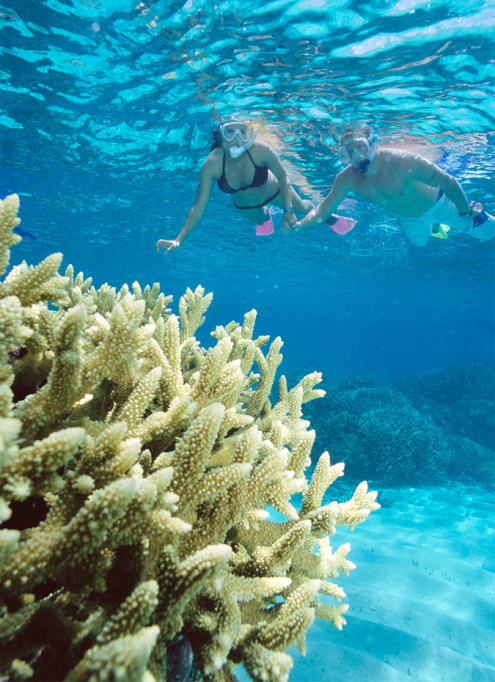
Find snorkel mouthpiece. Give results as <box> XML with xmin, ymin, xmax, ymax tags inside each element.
<box><xmin>356</xmin><ymin>158</ymin><xmax>371</xmax><ymax>173</ymax></box>
<box><xmin>229</xmin><ymin>144</ymin><xmax>245</xmax><ymax>159</ymax></box>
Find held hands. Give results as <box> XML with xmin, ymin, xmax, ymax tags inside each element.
<box><xmin>282</xmin><ymin>221</ymin><xmax>302</xmax><ymax>236</ymax></box>
<box><xmin>156</xmin><ymin>239</ymin><xmax>180</xmax><ymax>253</ymax></box>
<box><xmin>281</xmin><ymin>211</ymin><xmax>299</xmax><ymax>236</ymax></box>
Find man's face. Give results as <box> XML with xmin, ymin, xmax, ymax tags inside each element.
<box><xmin>338</xmin><ymin>127</ymin><xmax>375</xmax><ymax>172</ymax></box>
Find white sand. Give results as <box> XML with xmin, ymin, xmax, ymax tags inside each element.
<box><xmin>238</xmin><ymin>485</ymin><xmax>495</xmax><ymax>682</ymax></box>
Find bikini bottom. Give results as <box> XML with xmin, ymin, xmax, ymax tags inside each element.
<box><xmin>234</xmin><ymin>188</ymin><xmax>280</xmax><ymax>210</ymax></box>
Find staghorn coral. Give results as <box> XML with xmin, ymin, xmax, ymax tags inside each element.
<box><xmin>0</xmin><ymin>194</ymin><xmax>379</xmax><ymax>682</ymax></box>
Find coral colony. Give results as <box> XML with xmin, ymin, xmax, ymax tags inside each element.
<box><xmin>0</xmin><ymin>194</ymin><xmax>379</xmax><ymax>682</ymax></box>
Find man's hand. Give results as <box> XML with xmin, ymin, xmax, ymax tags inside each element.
<box><xmin>156</xmin><ymin>239</ymin><xmax>180</xmax><ymax>253</ymax></box>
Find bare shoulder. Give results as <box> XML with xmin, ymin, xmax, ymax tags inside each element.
<box><xmin>379</xmin><ymin>147</ymin><xmax>432</xmax><ymax>168</ymax></box>
<box><xmin>337</xmin><ymin>165</ymin><xmax>356</xmax><ymax>189</ymax></box>
<box><xmin>202</xmin><ymin>148</ymin><xmax>223</xmax><ymax>178</ymax></box>
<box><xmin>252</xmin><ymin>140</ymin><xmax>278</xmax><ymax>159</ymax></box>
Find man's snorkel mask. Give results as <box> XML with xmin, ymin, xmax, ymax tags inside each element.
<box><xmin>338</xmin><ymin>124</ymin><xmax>378</xmax><ymax>173</ymax></box>
<box><xmin>219</xmin><ymin>114</ymin><xmax>256</xmax><ymax>158</ymax></box>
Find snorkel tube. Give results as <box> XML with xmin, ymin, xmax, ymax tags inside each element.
<box><xmin>356</xmin><ymin>127</ymin><xmax>377</xmax><ymax>173</ymax></box>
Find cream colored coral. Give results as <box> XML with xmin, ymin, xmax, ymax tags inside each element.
<box><xmin>14</xmin><ymin>305</ymin><xmax>87</xmax><ymax>435</ymax></box>
<box><xmin>157</xmin><ymin>544</ymin><xmax>232</xmax><ymax>639</ymax></box>
<box><xmin>246</xmin><ymin>338</ymin><xmax>283</xmax><ymax>417</ymax></box>
<box><xmin>69</xmin><ymin>625</ymin><xmax>160</xmax><ymax>681</ymax></box>
<box><xmin>0</xmin><ymin>427</ymin><xmax>85</xmax><ymax>500</ymax></box>
<box><xmin>9</xmin><ymin>658</ymin><xmax>34</xmax><ymax>681</ymax></box>
<box><xmin>300</xmin><ymin>452</ymin><xmax>345</xmax><ymax>517</ymax></box>
<box><xmin>0</xmin><ymin>295</ymin><xmax>31</xmax><ymax>366</ymax></box>
<box><xmin>179</xmin><ymin>285</ymin><xmax>213</xmax><ymax>342</ymax></box>
<box><xmin>0</xmin><ymin>416</ymin><xmax>21</xmax><ymax>472</ymax></box>
<box><xmin>1</xmin><ymin>253</ymin><xmax>69</xmax><ymax>307</ymax></box>
<box><xmin>240</xmin><ymin>643</ymin><xmax>293</xmax><ymax>682</ymax></box>
<box><xmin>81</xmin><ymin>294</ymin><xmax>150</xmax><ymax>389</ymax></box>
<box><xmin>0</xmin><ymin>195</ymin><xmax>379</xmax><ymax>682</ymax></box>
<box><xmin>255</xmin><ymin>579</ymin><xmax>320</xmax><ymax>652</ymax></box>
<box><xmin>97</xmin><ymin>581</ymin><xmax>159</xmax><ymax>644</ymax></box>
<box><xmin>0</xmin><ymin>193</ymin><xmax>21</xmax><ymax>277</ymax></box>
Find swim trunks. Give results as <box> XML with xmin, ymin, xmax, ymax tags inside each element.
<box><xmin>398</xmin><ymin>191</ymin><xmax>495</xmax><ymax>246</ymax></box>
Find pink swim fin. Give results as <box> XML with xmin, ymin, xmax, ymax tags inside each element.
<box><xmin>256</xmin><ymin>214</ymin><xmax>275</xmax><ymax>236</ymax></box>
<box><xmin>326</xmin><ymin>214</ymin><xmax>356</xmax><ymax>235</ymax></box>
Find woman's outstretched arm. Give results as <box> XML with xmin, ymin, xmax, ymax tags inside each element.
<box><xmin>156</xmin><ymin>158</ymin><xmax>217</xmax><ymax>253</ymax></box>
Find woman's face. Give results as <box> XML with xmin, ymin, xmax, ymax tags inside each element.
<box><xmin>220</xmin><ymin>120</ymin><xmax>256</xmax><ymax>159</ymax></box>
<box><xmin>220</xmin><ymin>122</ymin><xmax>253</xmax><ymax>142</ymax></box>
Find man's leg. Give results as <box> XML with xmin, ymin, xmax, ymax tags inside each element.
<box><xmin>398</xmin><ymin>214</ymin><xmax>432</xmax><ymax>246</ymax></box>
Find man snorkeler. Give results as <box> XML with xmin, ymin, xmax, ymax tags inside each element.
<box><xmin>156</xmin><ymin>113</ymin><xmax>314</xmax><ymax>253</ymax></box>
<box><xmin>287</xmin><ymin>122</ymin><xmax>494</xmax><ymax>246</ymax></box>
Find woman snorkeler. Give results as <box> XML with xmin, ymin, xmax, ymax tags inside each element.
<box><xmin>156</xmin><ymin>113</ymin><xmax>315</xmax><ymax>252</ymax></box>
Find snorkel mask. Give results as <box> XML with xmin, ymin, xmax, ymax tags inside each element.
<box><xmin>219</xmin><ymin>115</ymin><xmax>256</xmax><ymax>158</ymax></box>
<box><xmin>338</xmin><ymin>124</ymin><xmax>378</xmax><ymax>173</ymax></box>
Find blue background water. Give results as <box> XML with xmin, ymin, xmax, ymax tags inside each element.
<box><xmin>1</xmin><ymin>1</ymin><xmax>494</xmax><ymax>681</ymax></box>
<box><xmin>2</xmin><ymin>0</ymin><xmax>494</xmax><ymax>384</ymax></box>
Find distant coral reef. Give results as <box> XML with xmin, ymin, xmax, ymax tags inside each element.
<box><xmin>304</xmin><ymin>369</ymin><xmax>494</xmax><ymax>487</ymax></box>
<box><xmin>0</xmin><ymin>194</ymin><xmax>379</xmax><ymax>682</ymax></box>
<box><xmin>395</xmin><ymin>364</ymin><xmax>495</xmax><ymax>452</ymax></box>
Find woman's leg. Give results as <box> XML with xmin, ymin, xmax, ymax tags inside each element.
<box><xmin>271</xmin><ymin>187</ymin><xmax>313</xmax><ymax>214</ymax></box>
<box><xmin>233</xmin><ymin>205</ymin><xmax>269</xmax><ymax>224</ymax></box>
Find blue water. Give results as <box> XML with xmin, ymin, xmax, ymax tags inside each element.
<box><xmin>1</xmin><ymin>1</ymin><xmax>494</xmax><ymax>681</ymax></box>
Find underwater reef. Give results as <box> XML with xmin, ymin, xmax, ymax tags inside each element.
<box><xmin>303</xmin><ymin>373</ymin><xmax>494</xmax><ymax>488</ymax></box>
<box><xmin>0</xmin><ymin>194</ymin><xmax>379</xmax><ymax>682</ymax></box>
<box><xmin>395</xmin><ymin>364</ymin><xmax>495</xmax><ymax>452</ymax></box>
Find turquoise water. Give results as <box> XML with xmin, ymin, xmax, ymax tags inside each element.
<box><xmin>1</xmin><ymin>1</ymin><xmax>494</xmax><ymax>681</ymax></box>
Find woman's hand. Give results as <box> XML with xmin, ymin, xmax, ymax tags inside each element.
<box><xmin>282</xmin><ymin>221</ymin><xmax>301</xmax><ymax>236</ymax></box>
<box><xmin>156</xmin><ymin>239</ymin><xmax>180</xmax><ymax>253</ymax></box>
<box><xmin>281</xmin><ymin>210</ymin><xmax>297</xmax><ymax>234</ymax></box>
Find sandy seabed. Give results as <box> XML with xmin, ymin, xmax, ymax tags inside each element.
<box><xmin>240</xmin><ymin>485</ymin><xmax>495</xmax><ymax>682</ymax></box>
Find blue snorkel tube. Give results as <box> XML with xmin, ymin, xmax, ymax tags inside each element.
<box><xmin>356</xmin><ymin>129</ymin><xmax>378</xmax><ymax>173</ymax></box>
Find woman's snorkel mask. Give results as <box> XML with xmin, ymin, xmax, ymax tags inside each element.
<box><xmin>338</xmin><ymin>124</ymin><xmax>378</xmax><ymax>173</ymax></box>
<box><xmin>219</xmin><ymin>115</ymin><xmax>256</xmax><ymax>158</ymax></box>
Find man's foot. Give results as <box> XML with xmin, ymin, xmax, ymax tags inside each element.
<box><xmin>469</xmin><ymin>211</ymin><xmax>495</xmax><ymax>240</ymax></box>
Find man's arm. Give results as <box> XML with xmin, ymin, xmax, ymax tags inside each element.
<box><xmin>408</xmin><ymin>155</ymin><xmax>474</xmax><ymax>215</ymax></box>
<box><xmin>292</xmin><ymin>170</ymin><xmax>350</xmax><ymax>232</ymax></box>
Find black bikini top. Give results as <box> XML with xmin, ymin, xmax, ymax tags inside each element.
<box><xmin>217</xmin><ymin>149</ymin><xmax>269</xmax><ymax>194</ymax></box>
